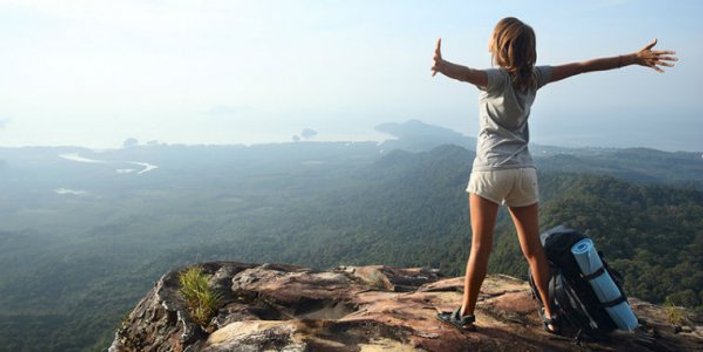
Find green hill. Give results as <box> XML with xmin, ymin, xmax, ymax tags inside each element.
<box><xmin>0</xmin><ymin>139</ymin><xmax>701</xmax><ymax>351</ymax></box>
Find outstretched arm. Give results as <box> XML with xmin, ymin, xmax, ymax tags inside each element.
<box><xmin>549</xmin><ymin>39</ymin><xmax>677</xmax><ymax>83</ymax></box>
<box><xmin>431</xmin><ymin>38</ymin><xmax>488</xmax><ymax>88</ymax></box>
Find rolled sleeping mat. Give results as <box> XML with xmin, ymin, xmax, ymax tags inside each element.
<box><xmin>570</xmin><ymin>238</ymin><xmax>639</xmax><ymax>331</ymax></box>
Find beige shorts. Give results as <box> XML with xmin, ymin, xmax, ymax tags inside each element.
<box><xmin>466</xmin><ymin>168</ymin><xmax>539</xmax><ymax>207</ymax></box>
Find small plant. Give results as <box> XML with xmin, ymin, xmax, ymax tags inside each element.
<box><xmin>179</xmin><ymin>266</ymin><xmax>222</xmax><ymax>326</ymax></box>
<box><xmin>664</xmin><ymin>299</ymin><xmax>686</xmax><ymax>326</ymax></box>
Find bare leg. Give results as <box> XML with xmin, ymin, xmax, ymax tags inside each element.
<box><xmin>508</xmin><ymin>202</ymin><xmax>555</xmax><ymax>331</ymax></box>
<box><xmin>460</xmin><ymin>194</ymin><xmax>499</xmax><ymax>319</ymax></box>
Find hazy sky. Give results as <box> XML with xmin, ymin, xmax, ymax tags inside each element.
<box><xmin>0</xmin><ymin>0</ymin><xmax>701</xmax><ymax>151</ymax></box>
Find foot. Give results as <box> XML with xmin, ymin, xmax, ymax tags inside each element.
<box><xmin>437</xmin><ymin>307</ymin><xmax>476</xmax><ymax>332</ymax></box>
<box><xmin>541</xmin><ymin>307</ymin><xmax>559</xmax><ymax>334</ymax></box>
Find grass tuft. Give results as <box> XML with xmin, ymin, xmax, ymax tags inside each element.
<box><xmin>178</xmin><ymin>266</ymin><xmax>222</xmax><ymax>326</ymax></box>
<box><xmin>664</xmin><ymin>299</ymin><xmax>686</xmax><ymax>326</ymax></box>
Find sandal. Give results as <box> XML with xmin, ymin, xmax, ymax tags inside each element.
<box><xmin>436</xmin><ymin>307</ymin><xmax>476</xmax><ymax>332</ymax></box>
<box><xmin>540</xmin><ymin>307</ymin><xmax>560</xmax><ymax>335</ymax></box>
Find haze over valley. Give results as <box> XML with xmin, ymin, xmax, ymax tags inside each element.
<box><xmin>1</xmin><ymin>120</ymin><xmax>702</xmax><ymax>350</ymax></box>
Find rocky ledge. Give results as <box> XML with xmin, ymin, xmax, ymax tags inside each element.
<box><xmin>110</xmin><ymin>261</ymin><xmax>702</xmax><ymax>352</ymax></box>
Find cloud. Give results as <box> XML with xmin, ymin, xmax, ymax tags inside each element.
<box><xmin>54</xmin><ymin>188</ymin><xmax>89</xmax><ymax>196</ymax></box>
<box><xmin>123</xmin><ymin>137</ymin><xmax>139</xmax><ymax>148</ymax></box>
<box><xmin>292</xmin><ymin>129</ymin><xmax>317</xmax><ymax>142</ymax></box>
<box><xmin>301</xmin><ymin>128</ymin><xmax>317</xmax><ymax>139</ymax></box>
<box><xmin>4</xmin><ymin>0</ymin><xmax>219</xmax><ymax>35</ymax></box>
<box><xmin>207</xmin><ymin>105</ymin><xmax>250</xmax><ymax>116</ymax></box>
<box><xmin>0</xmin><ymin>117</ymin><xmax>10</xmax><ymax>128</ymax></box>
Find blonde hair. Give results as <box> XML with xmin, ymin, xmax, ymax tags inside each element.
<box><xmin>489</xmin><ymin>17</ymin><xmax>537</xmax><ymax>91</ymax></box>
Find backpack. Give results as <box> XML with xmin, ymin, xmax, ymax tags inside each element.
<box><xmin>528</xmin><ymin>225</ymin><xmax>629</xmax><ymax>343</ymax></box>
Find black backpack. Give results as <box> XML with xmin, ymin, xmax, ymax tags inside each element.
<box><xmin>528</xmin><ymin>225</ymin><xmax>629</xmax><ymax>343</ymax></box>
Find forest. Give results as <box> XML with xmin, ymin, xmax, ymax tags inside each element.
<box><xmin>0</xmin><ymin>126</ymin><xmax>701</xmax><ymax>351</ymax></box>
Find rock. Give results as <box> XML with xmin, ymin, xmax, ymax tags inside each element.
<box><xmin>202</xmin><ymin>320</ymin><xmax>305</xmax><ymax>352</ymax></box>
<box><xmin>343</xmin><ymin>265</ymin><xmax>441</xmax><ymax>292</ymax></box>
<box><xmin>111</xmin><ymin>261</ymin><xmax>703</xmax><ymax>352</ymax></box>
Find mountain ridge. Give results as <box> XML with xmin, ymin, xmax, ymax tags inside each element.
<box><xmin>1</xmin><ymin>120</ymin><xmax>701</xmax><ymax>350</ymax></box>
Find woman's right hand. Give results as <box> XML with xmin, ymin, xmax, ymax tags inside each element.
<box><xmin>635</xmin><ymin>39</ymin><xmax>677</xmax><ymax>73</ymax></box>
<box><xmin>431</xmin><ymin>38</ymin><xmax>444</xmax><ymax>77</ymax></box>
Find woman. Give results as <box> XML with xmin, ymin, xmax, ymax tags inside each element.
<box><xmin>432</xmin><ymin>17</ymin><xmax>676</xmax><ymax>333</ymax></box>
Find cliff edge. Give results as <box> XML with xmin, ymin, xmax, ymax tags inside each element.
<box><xmin>110</xmin><ymin>261</ymin><xmax>702</xmax><ymax>351</ymax></box>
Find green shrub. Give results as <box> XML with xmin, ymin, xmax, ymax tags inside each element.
<box><xmin>664</xmin><ymin>299</ymin><xmax>686</xmax><ymax>326</ymax></box>
<box><xmin>178</xmin><ymin>266</ymin><xmax>222</xmax><ymax>326</ymax></box>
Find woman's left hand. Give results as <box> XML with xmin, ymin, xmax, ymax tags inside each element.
<box><xmin>635</xmin><ymin>39</ymin><xmax>678</xmax><ymax>73</ymax></box>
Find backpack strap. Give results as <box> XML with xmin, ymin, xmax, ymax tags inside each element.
<box><xmin>548</xmin><ymin>269</ymin><xmax>558</xmax><ymax>311</ymax></box>
<box><xmin>581</xmin><ymin>265</ymin><xmax>629</xmax><ymax>309</ymax></box>
<box><xmin>581</xmin><ymin>266</ymin><xmax>607</xmax><ymax>281</ymax></box>
<box><xmin>600</xmin><ymin>295</ymin><xmax>627</xmax><ymax>308</ymax></box>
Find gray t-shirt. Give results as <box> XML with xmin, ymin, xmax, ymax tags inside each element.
<box><xmin>472</xmin><ymin>66</ymin><xmax>552</xmax><ymax>171</ymax></box>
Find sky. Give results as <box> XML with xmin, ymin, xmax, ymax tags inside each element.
<box><xmin>0</xmin><ymin>0</ymin><xmax>701</xmax><ymax>151</ymax></box>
